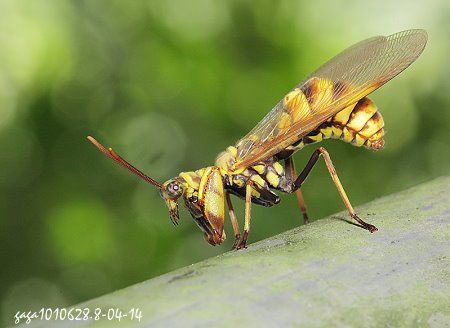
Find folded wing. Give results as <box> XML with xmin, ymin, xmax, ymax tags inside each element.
<box><xmin>233</xmin><ymin>29</ymin><xmax>427</xmax><ymax>170</ymax></box>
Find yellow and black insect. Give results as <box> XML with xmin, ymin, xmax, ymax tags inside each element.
<box><xmin>88</xmin><ymin>29</ymin><xmax>427</xmax><ymax>249</ymax></box>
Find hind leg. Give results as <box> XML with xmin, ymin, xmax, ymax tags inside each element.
<box><xmin>293</xmin><ymin>147</ymin><xmax>377</xmax><ymax>233</ymax></box>
<box><xmin>285</xmin><ymin>157</ymin><xmax>309</xmax><ymax>224</ymax></box>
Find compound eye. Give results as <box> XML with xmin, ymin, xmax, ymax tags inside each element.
<box><xmin>167</xmin><ymin>181</ymin><xmax>181</xmax><ymax>198</ymax></box>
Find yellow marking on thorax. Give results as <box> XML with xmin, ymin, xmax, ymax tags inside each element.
<box><xmin>308</xmin><ymin>133</ymin><xmax>323</xmax><ymax>142</ymax></box>
<box><xmin>227</xmin><ymin>146</ymin><xmax>237</xmax><ymax>157</ymax></box>
<box><xmin>196</xmin><ymin>168</ymin><xmax>206</xmax><ymax>176</ymax></box>
<box><xmin>179</xmin><ymin>171</ymin><xmax>201</xmax><ymax>189</ymax></box>
<box><xmin>215</xmin><ymin>146</ymin><xmax>238</xmax><ymax>170</ymax></box>
<box><xmin>273</xmin><ymin>162</ymin><xmax>284</xmax><ymax>175</ymax></box>
<box><xmin>197</xmin><ymin>167</ymin><xmax>213</xmax><ymax>201</ymax></box>
<box><xmin>320</xmin><ymin>126</ymin><xmax>333</xmax><ymax>138</ymax></box>
<box><xmin>186</xmin><ymin>187</ymin><xmax>197</xmax><ymax>199</ymax></box>
<box><xmin>250</xmin><ymin>175</ymin><xmax>266</xmax><ymax>188</ymax></box>
<box><xmin>251</xmin><ymin>189</ymin><xmax>261</xmax><ymax>198</ymax></box>
<box><xmin>331</xmin><ymin>126</ymin><xmax>343</xmax><ymax>138</ymax></box>
<box><xmin>266</xmin><ymin>171</ymin><xmax>280</xmax><ymax>188</ymax></box>
<box><xmin>232</xmin><ymin>176</ymin><xmax>245</xmax><ymax>188</ymax></box>
<box><xmin>252</xmin><ymin>164</ymin><xmax>265</xmax><ymax>174</ymax></box>
<box><xmin>232</xmin><ymin>167</ymin><xmax>245</xmax><ymax>175</ymax></box>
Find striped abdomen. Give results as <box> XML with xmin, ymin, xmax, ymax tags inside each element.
<box><xmin>277</xmin><ymin>97</ymin><xmax>385</xmax><ymax>159</ymax></box>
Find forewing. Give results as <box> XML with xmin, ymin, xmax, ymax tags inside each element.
<box><xmin>233</xmin><ymin>29</ymin><xmax>427</xmax><ymax>169</ymax></box>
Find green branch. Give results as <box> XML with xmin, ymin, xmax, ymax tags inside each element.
<box><xmin>23</xmin><ymin>176</ymin><xmax>450</xmax><ymax>327</ymax></box>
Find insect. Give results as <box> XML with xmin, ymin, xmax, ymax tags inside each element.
<box><xmin>88</xmin><ymin>29</ymin><xmax>427</xmax><ymax>249</ymax></box>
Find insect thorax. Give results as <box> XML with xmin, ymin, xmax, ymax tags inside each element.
<box><xmin>178</xmin><ymin>169</ymin><xmax>206</xmax><ymax>201</ymax></box>
<box><xmin>215</xmin><ymin>146</ymin><xmax>290</xmax><ymax>206</ymax></box>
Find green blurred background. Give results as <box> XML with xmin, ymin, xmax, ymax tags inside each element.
<box><xmin>1</xmin><ymin>0</ymin><xmax>449</xmax><ymax>325</ymax></box>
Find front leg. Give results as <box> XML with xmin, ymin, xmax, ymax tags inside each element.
<box><xmin>235</xmin><ymin>183</ymin><xmax>253</xmax><ymax>250</ymax></box>
<box><xmin>225</xmin><ymin>192</ymin><xmax>241</xmax><ymax>249</ymax></box>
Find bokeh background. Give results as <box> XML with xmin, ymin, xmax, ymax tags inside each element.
<box><xmin>1</xmin><ymin>0</ymin><xmax>449</xmax><ymax>325</ymax></box>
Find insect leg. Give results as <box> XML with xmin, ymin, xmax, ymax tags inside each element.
<box><xmin>225</xmin><ymin>192</ymin><xmax>241</xmax><ymax>249</ymax></box>
<box><xmin>285</xmin><ymin>157</ymin><xmax>310</xmax><ymax>224</ymax></box>
<box><xmin>293</xmin><ymin>147</ymin><xmax>377</xmax><ymax>233</ymax></box>
<box><xmin>235</xmin><ymin>183</ymin><xmax>253</xmax><ymax>250</ymax></box>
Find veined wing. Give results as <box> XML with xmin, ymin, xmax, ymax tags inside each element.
<box><xmin>232</xmin><ymin>29</ymin><xmax>427</xmax><ymax>170</ymax></box>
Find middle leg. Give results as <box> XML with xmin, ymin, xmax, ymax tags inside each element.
<box><xmin>235</xmin><ymin>182</ymin><xmax>253</xmax><ymax>250</ymax></box>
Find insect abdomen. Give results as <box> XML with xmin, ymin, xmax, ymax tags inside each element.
<box><xmin>279</xmin><ymin>97</ymin><xmax>385</xmax><ymax>158</ymax></box>
<box><xmin>329</xmin><ymin>97</ymin><xmax>385</xmax><ymax>149</ymax></box>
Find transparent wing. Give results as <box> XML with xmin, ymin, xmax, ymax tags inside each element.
<box><xmin>233</xmin><ymin>29</ymin><xmax>427</xmax><ymax>169</ymax></box>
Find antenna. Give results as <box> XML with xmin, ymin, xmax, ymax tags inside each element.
<box><xmin>87</xmin><ymin>136</ymin><xmax>163</xmax><ymax>189</ymax></box>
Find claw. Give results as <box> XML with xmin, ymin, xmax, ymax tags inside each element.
<box><xmin>235</xmin><ymin>239</ymin><xmax>247</xmax><ymax>250</ymax></box>
<box><xmin>302</xmin><ymin>212</ymin><xmax>310</xmax><ymax>225</ymax></box>
<box><xmin>365</xmin><ymin>223</ymin><xmax>378</xmax><ymax>233</ymax></box>
<box><xmin>233</xmin><ymin>231</ymin><xmax>248</xmax><ymax>250</ymax></box>
<box><xmin>231</xmin><ymin>234</ymin><xmax>241</xmax><ymax>250</ymax></box>
<box><xmin>351</xmin><ymin>214</ymin><xmax>378</xmax><ymax>233</ymax></box>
